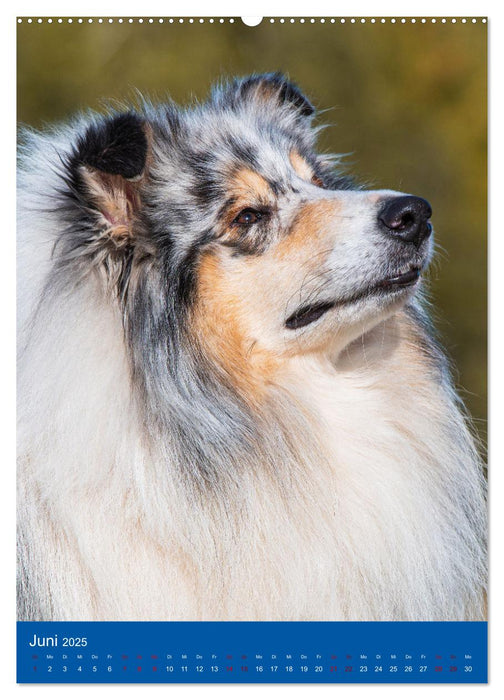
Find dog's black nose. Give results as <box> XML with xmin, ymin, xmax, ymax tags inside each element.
<box><xmin>379</xmin><ymin>196</ymin><xmax>432</xmax><ymax>247</ymax></box>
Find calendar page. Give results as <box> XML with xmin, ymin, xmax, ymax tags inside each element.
<box><xmin>16</xmin><ymin>14</ymin><xmax>488</xmax><ymax>684</ymax></box>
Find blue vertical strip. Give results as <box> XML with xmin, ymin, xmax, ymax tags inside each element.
<box><xmin>17</xmin><ymin>621</ymin><xmax>487</xmax><ymax>683</ymax></box>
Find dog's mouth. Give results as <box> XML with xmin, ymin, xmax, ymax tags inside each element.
<box><xmin>370</xmin><ymin>266</ymin><xmax>422</xmax><ymax>291</ymax></box>
<box><xmin>285</xmin><ymin>301</ymin><xmax>336</xmax><ymax>330</ymax></box>
<box><xmin>375</xmin><ymin>266</ymin><xmax>421</xmax><ymax>290</ymax></box>
<box><xmin>285</xmin><ymin>266</ymin><xmax>422</xmax><ymax>330</ymax></box>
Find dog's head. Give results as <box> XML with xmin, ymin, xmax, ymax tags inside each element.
<box><xmin>63</xmin><ymin>73</ymin><xmax>433</xmax><ymax>396</ymax></box>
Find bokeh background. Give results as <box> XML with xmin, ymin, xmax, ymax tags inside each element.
<box><xmin>17</xmin><ymin>18</ymin><xmax>487</xmax><ymax>449</ymax></box>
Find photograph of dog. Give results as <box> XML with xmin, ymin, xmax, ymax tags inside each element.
<box><xmin>17</xmin><ymin>73</ymin><xmax>486</xmax><ymax>621</ymax></box>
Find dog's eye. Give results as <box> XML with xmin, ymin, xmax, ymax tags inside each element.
<box><xmin>311</xmin><ymin>174</ymin><xmax>325</xmax><ymax>188</ymax></box>
<box><xmin>232</xmin><ymin>208</ymin><xmax>263</xmax><ymax>226</ymax></box>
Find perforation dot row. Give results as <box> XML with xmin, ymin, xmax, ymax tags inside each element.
<box><xmin>17</xmin><ymin>18</ymin><xmax>234</xmax><ymax>24</ymax></box>
<box><xmin>267</xmin><ymin>17</ymin><xmax>486</xmax><ymax>24</ymax></box>
<box><xmin>17</xmin><ymin>17</ymin><xmax>488</xmax><ymax>25</ymax></box>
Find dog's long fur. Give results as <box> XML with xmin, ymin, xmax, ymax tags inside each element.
<box><xmin>17</xmin><ymin>74</ymin><xmax>486</xmax><ymax>621</ymax></box>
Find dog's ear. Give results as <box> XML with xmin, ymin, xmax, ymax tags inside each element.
<box><xmin>70</xmin><ymin>112</ymin><xmax>149</xmax><ymax>246</ymax></box>
<box><xmin>225</xmin><ymin>73</ymin><xmax>315</xmax><ymax>119</ymax></box>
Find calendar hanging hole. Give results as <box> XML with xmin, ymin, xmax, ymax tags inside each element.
<box><xmin>241</xmin><ymin>17</ymin><xmax>263</xmax><ymax>27</ymax></box>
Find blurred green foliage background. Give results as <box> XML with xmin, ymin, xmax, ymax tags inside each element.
<box><xmin>17</xmin><ymin>18</ymin><xmax>487</xmax><ymax>448</ymax></box>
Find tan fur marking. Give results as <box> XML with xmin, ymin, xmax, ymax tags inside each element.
<box><xmin>274</xmin><ymin>200</ymin><xmax>339</xmax><ymax>261</ymax></box>
<box><xmin>229</xmin><ymin>168</ymin><xmax>271</xmax><ymax>207</ymax></box>
<box><xmin>289</xmin><ymin>150</ymin><xmax>314</xmax><ymax>181</ymax></box>
<box><xmin>194</xmin><ymin>251</ymin><xmax>281</xmax><ymax>402</ymax></box>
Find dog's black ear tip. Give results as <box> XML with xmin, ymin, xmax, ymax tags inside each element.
<box><xmin>246</xmin><ymin>72</ymin><xmax>315</xmax><ymax>116</ymax></box>
<box><xmin>76</xmin><ymin>112</ymin><xmax>148</xmax><ymax>179</ymax></box>
<box><xmin>224</xmin><ymin>73</ymin><xmax>315</xmax><ymax>120</ymax></box>
<box><xmin>66</xmin><ymin>112</ymin><xmax>149</xmax><ymax>244</ymax></box>
<box><xmin>277</xmin><ymin>78</ymin><xmax>315</xmax><ymax>117</ymax></box>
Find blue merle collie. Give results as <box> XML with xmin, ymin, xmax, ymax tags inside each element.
<box><xmin>17</xmin><ymin>74</ymin><xmax>486</xmax><ymax>621</ymax></box>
